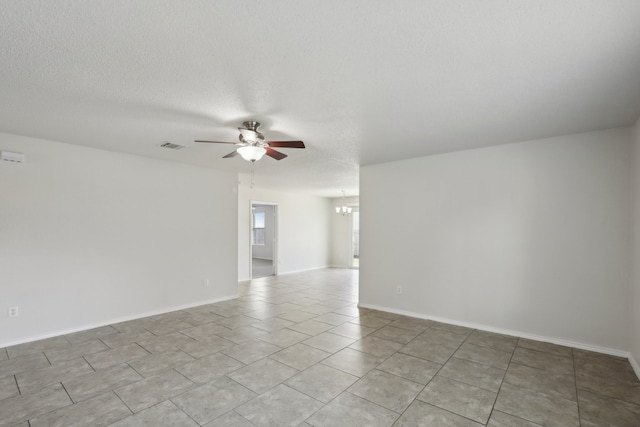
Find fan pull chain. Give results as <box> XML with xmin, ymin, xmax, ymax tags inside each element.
<box><xmin>251</xmin><ymin>161</ymin><xmax>255</xmax><ymax>188</ymax></box>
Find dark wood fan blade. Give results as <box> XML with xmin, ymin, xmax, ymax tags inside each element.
<box><xmin>265</xmin><ymin>147</ymin><xmax>287</xmax><ymax>160</ymax></box>
<box><xmin>223</xmin><ymin>150</ymin><xmax>238</xmax><ymax>158</ymax></box>
<box><xmin>195</xmin><ymin>140</ymin><xmax>238</xmax><ymax>144</ymax></box>
<box><xmin>267</xmin><ymin>140</ymin><xmax>305</xmax><ymax>149</ymax></box>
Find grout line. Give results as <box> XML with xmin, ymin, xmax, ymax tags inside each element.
<box><xmin>13</xmin><ymin>374</ymin><xmax>22</xmax><ymax>395</ymax></box>
<box><xmin>572</xmin><ymin>348</ymin><xmax>582</xmax><ymax>423</ymax></box>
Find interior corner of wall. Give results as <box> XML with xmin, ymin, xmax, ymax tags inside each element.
<box><xmin>629</xmin><ymin>351</ymin><xmax>640</xmax><ymax>381</ymax></box>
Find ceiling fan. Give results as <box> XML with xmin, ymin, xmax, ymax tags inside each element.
<box><xmin>196</xmin><ymin>121</ymin><xmax>305</xmax><ymax>162</ymax></box>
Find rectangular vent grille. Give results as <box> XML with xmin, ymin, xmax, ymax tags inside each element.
<box><xmin>159</xmin><ymin>142</ymin><xmax>185</xmax><ymax>150</ymax></box>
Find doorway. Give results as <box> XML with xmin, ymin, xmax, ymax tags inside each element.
<box><xmin>351</xmin><ymin>210</ymin><xmax>360</xmax><ymax>269</ymax></box>
<box><xmin>251</xmin><ymin>203</ymin><xmax>277</xmax><ymax>278</ymax></box>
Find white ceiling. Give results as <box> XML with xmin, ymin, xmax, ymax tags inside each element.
<box><xmin>2</xmin><ymin>1</ymin><xmax>640</xmax><ymax>197</ymax></box>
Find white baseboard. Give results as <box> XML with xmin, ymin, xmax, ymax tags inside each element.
<box><xmin>1</xmin><ymin>294</ymin><xmax>238</xmax><ymax>348</ymax></box>
<box><xmin>241</xmin><ymin>266</ymin><xmax>332</xmax><ymax>283</ymax></box>
<box><xmin>630</xmin><ymin>353</ymin><xmax>640</xmax><ymax>380</ymax></box>
<box><xmin>275</xmin><ymin>265</ymin><xmax>332</xmax><ymax>276</ymax></box>
<box><xmin>358</xmin><ymin>303</ymin><xmax>630</xmax><ymax>359</ymax></box>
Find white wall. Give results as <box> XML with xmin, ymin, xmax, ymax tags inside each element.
<box><xmin>330</xmin><ymin>196</ymin><xmax>359</xmax><ymax>268</ymax></box>
<box><xmin>361</xmin><ymin>127</ymin><xmax>632</xmax><ymax>354</ymax></box>
<box><xmin>251</xmin><ymin>204</ymin><xmax>275</xmax><ymax>260</ymax></box>
<box><xmin>632</xmin><ymin>117</ymin><xmax>640</xmax><ymax>373</ymax></box>
<box><xmin>238</xmin><ymin>186</ymin><xmax>331</xmax><ymax>281</ymax></box>
<box><xmin>0</xmin><ymin>133</ymin><xmax>238</xmax><ymax>347</ymax></box>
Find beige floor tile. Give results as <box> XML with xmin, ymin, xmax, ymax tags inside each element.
<box><xmin>349</xmin><ymin>369</ymin><xmax>424</xmax><ymax>413</ymax></box>
<box><xmin>0</xmin><ymin>352</ymin><xmax>50</xmax><ymax>378</ymax></box>
<box><xmin>180</xmin><ymin>322</ymin><xmax>232</xmax><ymax>341</ymax></box>
<box><xmin>178</xmin><ymin>335</ymin><xmax>236</xmax><ymax>358</ymax></box>
<box><xmin>487</xmin><ymin>410</ymin><xmax>542</xmax><ymax>426</ymax></box>
<box><xmin>65</xmin><ymin>326</ymin><xmax>118</xmax><ymax>344</ymax></box>
<box><xmin>328</xmin><ymin>322</ymin><xmax>377</xmax><ymax>340</ymax></box>
<box><xmin>369</xmin><ymin>325</ymin><xmax>420</xmax><ymax>344</ymax></box>
<box><xmin>172</xmin><ymin>377</ymin><xmax>256</xmax><ymax>424</ymax></box>
<box><xmin>227</xmin><ymin>357</ymin><xmax>298</xmax><ymax>394</ymax></box>
<box><xmin>438</xmin><ymin>357</ymin><xmax>506</xmax><ymax>392</ymax></box>
<box><xmin>578</xmin><ymin>389</ymin><xmax>640</xmax><ymax>426</ymax></box>
<box><xmin>257</xmin><ymin>328</ymin><xmax>310</xmax><ymax>347</ymax></box>
<box><xmin>114</xmin><ymin>369</ymin><xmax>194</xmax><ymax>413</ymax></box>
<box><xmin>0</xmin><ymin>375</ymin><xmax>19</xmax><ymax>400</ymax></box>
<box><xmin>235</xmin><ymin>384</ymin><xmax>323</xmax><ymax>426</ymax></box>
<box><xmin>16</xmin><ymin>357</ymin><xmax>94</xmax><ymax>392</ymax></box>
<box><xmin>99</xmin><ymin>330</ymin><xmax>155</xmax><ymax>348</ymax></box>
<box><xmin>321</xmin><ymin>348</ymin><xmax>384</xmax><ymax>377</ymax></box>
<box><xmin>399</xmin><ymin>335</ymin><xmax>460</xmax><ymax>364</ymax></box>
<box><xmin>217</xmin><ymin>325</ymin><xmax>271</xmax><ymax>344</ymax></box>
<box><xmin>395</xmin><ymin>400</ymin><xmax>482</xmax><ymax>426</ymax></box>
<box><xmin>348</xmin><ymin>336</ymin><xmax>403</xmax><ymax>358</ymax></box>
<box><xmin>313</xmin><ymin>312</ymin><xmax>355</xmax><ymax>326</ymax></box>
<box><xmin>465</xmin><ymin>330</ymin><xmax>518</xmax><ymax>353</ymax></box>
<box><xmin>84</xmin><ymin>343</ymin><xmax>149</xmax><ymax>370</ymax></box>
<box><xmin>276</xmin><ymin>310</ymin><xmax>319</xmax><ymax>323</ymax></box>
<box><xmin>136</xmin><ymin>332</ymin><xmax>196</xmax><ymax>354</ymax></box>
<box><xmin>108</xmin><ymin>400</ymin><xmax>198</xmax><ymax>427</ymax></box>
<box><xmin>518</xmin><ymin>338</ymin><xmax>572</xmax><ymax>357</ymax></box>
<box><xmin>388</xmin><ymin>317</ymin><xmax>433</xmax><ymax>332</ymax></box>
<box><xmin>222</xmin><ymin>339</ymin><xmax>282</xmax><ymax>364</ymax></box>
<box><xmin>175</xmin><ymin>352</ymin><xmax>244</xmax><ymax>384</ymax></box>
<box><xmin>45</xmin><ymin>339</ymin><xmax>109</xmax><ymax>364</ymax></box>
<box><xmin>504</xmin><ymin>362</ymin><xmax>576</xmax><ymax>401</ymax></box>
<box><xmin>418</xmin><ymin>376</ymin><xmax>496</xmax><ymax>424</ymax></box>
<box><xmin>429</xmin><ymin>322</ymin><xmax>473</xmax><ymax>336</ymax></box>
<box><xmin>203</xmin><ymin>411</ymin><xmax>254</xmax><ymax>426</ymax></box>
<box><xmin>495</xmin><ymin>382</ymin><xmax>579</xmax><ymax>427</ymax></box>
<box><xmin>6</xmin><ymin>336</ymin><xmax>70</xmax><ymax>359</ymax></box>
<box><xmin>350</xmin><ymin>314</ymin><xmax>392</xmax><ymax>329</ymax></box>
<box><xmin>511</xmin><ymin>347</ymin><xmax>574</xmax><ymax>375</ymax></box>
<box><xmin>0</xmin><ymin>384</ymin><xmax>72</xmax><ymax>426</ymax></box>
<box><xmin>29</xmin><ymin>391</ymin><xmax>131</xmax><ymax>427</ymax></box>
<box><xmin>302</xmin><ymin>332</ymin><xmax>355</xmax><ymax>353</ymax></box>
<box><xmin>127</xmin><ymin>349</ymin><xmax>195</xmax><ymax>377</ymax></box>
<box><xmin>306</xmin><ymin>391</ymin><xmax>398</xmax><ymax>427</ymax></box>
<box><xmin>377</xmin><ymin>352</ymin><xmax>441</xmax><ymax>385</ymax></box>
<box><xmin>288</xmin><ymin>319</ymin><xmax>334</xmax><ymax>335</ymax></box>
<box><xmin>269</xmin><ymin>343</ymin><xmax>331</xmax><ymax>370</ymax></box>
<box><xmin>453</xmin><ymin>342</ymin><xmax>512</xmax><ymax>369</ymax></box>
<box><xmin>250</xmin><ymin>317</ymin><xmax>295</xmax><ymax>332</ymax></box>
<box><xmin>286</xmin><ymin>363</ymin><xmax>359</xmax><ymax>403</ymax></box>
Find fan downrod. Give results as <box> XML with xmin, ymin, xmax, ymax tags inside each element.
<box><xmin>243</xmin><ymin>121</ymin><xmax>261</xmax><ymax>132</ymax></box>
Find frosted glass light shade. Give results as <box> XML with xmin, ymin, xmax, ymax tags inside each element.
<box><xmin>336</xmin><ymin>206</ymin><xmax>352</xmax><ymax>215</ymax></box>
<box><xmin>237</xmin><ymin>146</ymin><xmax>266</xmax><ymax>162</ymax></box>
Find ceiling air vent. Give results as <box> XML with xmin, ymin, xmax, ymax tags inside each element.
<box><xmin>159</xmin><ymin>142</ymin><xmax>185</xmax><ymax>150</ymax></box>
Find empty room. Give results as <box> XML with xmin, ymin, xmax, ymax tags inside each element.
<box><xmin>1</xmin><ymin>1</ymin><xmax>640</xmax><ymax>426</ymax></box>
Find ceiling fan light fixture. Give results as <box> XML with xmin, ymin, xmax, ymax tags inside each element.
<box><xmin>237</xmin><ymin>145</ymin><xmax>266</xmax><ymax>162</ymax></box>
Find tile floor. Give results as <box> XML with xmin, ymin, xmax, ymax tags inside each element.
<box><xmin>2</xmin><ymin>268</ymin><xmax>640</xmax><ymax>426</ymax></box>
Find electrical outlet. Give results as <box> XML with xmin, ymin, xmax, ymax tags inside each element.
<box><xmin>396</xmin><ymin>286</ymin><xmax>402</xmax><ymax>294</ymax></box>
<box><xmin>8</xmin><ymin>306</ymin><xmax>19</xmax><ymax>317</ymax></box>
<box><xmin>202</xmin><ymin>279</ymin><xmax>210</xmax><ymax>288</ymax></box>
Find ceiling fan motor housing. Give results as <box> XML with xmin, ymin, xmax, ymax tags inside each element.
<box><xmin>239</xmin><ymin>122</ymin><xmax>266</xmax><ymax>146</ymax></box>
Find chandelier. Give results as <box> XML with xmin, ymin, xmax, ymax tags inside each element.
<box><xmin>335</xmin><ymin>190</ymin><xmax>353</xmax><ymax>216</ymax></box>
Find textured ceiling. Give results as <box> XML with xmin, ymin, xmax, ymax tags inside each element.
<box><xmin>1</xmin><ymin>1</ymin><xmax>640</xmax><ymax>197</ymax></box>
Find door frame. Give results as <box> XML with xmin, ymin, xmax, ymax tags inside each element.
<box><xmin>250</xmin><ymin>201</ymin><xmax>278</xmax><ymax>278</ymax></box>
<box><xmin>349</xmin><ymin>207</ymin><xmax>360</xmax><ymax>269</ymax></box>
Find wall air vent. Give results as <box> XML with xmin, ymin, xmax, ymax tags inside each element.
<box><xmin>159</xmin><ymin>142</ymin><xmax>185</xmax><ymax>150</ymax></box>
<box><xmin>1</xmin><ymin>151</ymin><xmax>26</xmax><ymax>163</ymax></box>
